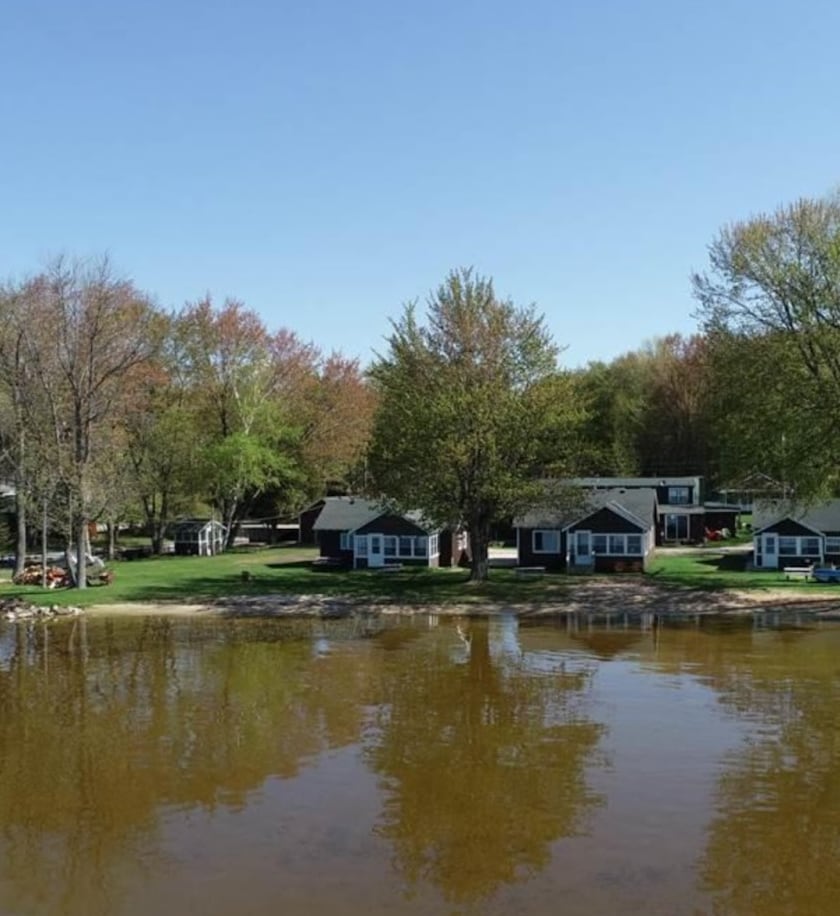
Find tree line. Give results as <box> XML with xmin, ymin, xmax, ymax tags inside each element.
<box><xmin>0</xmin><ymin>256</ymin><xmax>375</xmax><ymax>585</ymax></box>
<box><xmin>3</xmin><ymin>190</ymin><xmax>840</xmax><ymax>584</ymax></box>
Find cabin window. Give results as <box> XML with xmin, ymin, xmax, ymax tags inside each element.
<box><xmin>802</xmin><ymin>537</ymin><xmax>821</xmax><ymax>555</ymax></box>
<box><xmin>667</xmin><ymin>487</ymin><xmax>691</xmax><ymax>505</ymax></box>
<box><xmin>778</xmin><ymin>537</ymin><xmax>797</xmax><ymax>555</ymax></box>
<box><xmin>609</xmin><ymin>534</ymin><xmax>625</xmax><ymax>554</ymax></box>
<box><xmin>415</xmin><ymin>537</ymin><xmax>427</xmax><ymax>557</ymax></box>
<box><xmin>592</xmin><ymin>534</ymin><xmax>608</xmax><ymax>554</ymax></box>
<box><xmin>339</xmin><ymin>532</ymin><xmax>351</xmax><ymax>550</ymax></box>
<box><xmin>826</xmin><ymin>537</ymin><xmax>840</xmax><ymax>553</ymax></box>
<box><xmin>384</xmin><ymin>536</ymin><xmax>397</xmax><ymax>557</ymax></box>
<box><xmin>429</xmin><ymin>534</ymin><xmax>439</xmax><ymax>555</ymax></box>
<box><xmin>627</xmin><ymin>534</ymin><xmax>642</xmax><ymax>554</ymax></box>
<box><xmin>533</xmin><ymin>530</ymin><xmax>560</xmax><ymax>553</ymax></box>
<box><xmin>355</xmin><ymin>535</ymin><xmax>367</xmax><ymax>556</ymax></box>
<box><xmin>399</xmin><ymin>536</ymin><xmax>413</xmax><ymax>557</ymax></box>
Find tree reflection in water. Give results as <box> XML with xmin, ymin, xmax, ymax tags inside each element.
<box><xmin>365</xmin><ymin>617</ymin><xmax>605</xmax><ymax>906</ymax></box>
<box><xmin>0</xmin><ymin>616</ymin><xmax>378</xmax><ymax>916</ymax></box>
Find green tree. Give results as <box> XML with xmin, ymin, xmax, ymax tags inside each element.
<box><xmin>173</xmin><ymin>298</ymin><xmax>308</xmax><ymax>546</ymax></box>
<box><xmin>694</xmin><ymin>193</ymin><xmax>840</xmax><ymax>498</ymax></box>
<box><xmin>368</xmin><ymin>268</ymin><xmax>579</xmax><ymax>581</ymax></box>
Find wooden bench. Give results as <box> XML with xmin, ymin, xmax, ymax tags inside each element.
<box><xmin>783</xmin><ymin>566</ymin><xmax>813</xmax><ymax>581</ymax></box>
<box><xmin>515</xmin><ymin>566</ymin><xmax>545</xmax><ymax>578</ymax></box>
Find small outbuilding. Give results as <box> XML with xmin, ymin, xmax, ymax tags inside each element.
<box><xmin>173</xmin><ymin>519</ymin><xmax>226</xmax><ymax>556</ymax></box>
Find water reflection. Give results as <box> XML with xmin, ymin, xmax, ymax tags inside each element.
<box><xmin>1</xmin><ymin>613</ymin><xmax>840</xmax><ymax>914</ymax></box>
<box><xmin>689</xmin><ymin>627</ymin><xmax>840</xmax><ymax>915</ymax></box>
<box><xmin>365</xmin><ymin>618</ymin><xmax>604</xmax><ymax>905</ymax></box>
<box><xmin>0</xmin><ymin>616</ymin><xmax>381</xmax><ymax>916</ymax></box>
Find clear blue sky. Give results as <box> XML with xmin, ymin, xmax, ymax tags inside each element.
<box><xmin>3</xmin><ymin>0</ymin><xmax>839</xmax><ymax>368</ymax></box>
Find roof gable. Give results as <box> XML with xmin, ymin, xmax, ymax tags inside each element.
<box><xmin>567</xmin><ymin>504</ymin><xmax>647</xmax><ymax>533</ymax></box>
<box><xmin>311</xmin><ymin>497</ymin><xmax>382</xmax><ymax>532</ymax></box>
<box><xmin>355</xmin><ymin>512</ymin><xmax>431</xmax><ymax>536</ymax></box>
<box><xmin>312</xmin><ymin>497</ymin><xmax>439</xmax><ymax>534</ymax></box>
<box><xmin>515</xmin><ymin>487</ymin><xmax>656</xmax><ymax>531</ymax></box>
<box><xmin>754</xmin><ymin>499</ymin><xmax>840</xmax><ymax>535</ymax></box>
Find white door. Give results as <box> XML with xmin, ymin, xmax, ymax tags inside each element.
<box><xmin>576</xmin><ymin>530</ymin><xmax>592</xmax><ymax>563</ymax></box>
<box><xmin>368</xmin><ymin>534</ymin><xmax>384</xmax><ymax>567</ymax></box>
<box><xmin>763</xmin><ymin>534</ymin><xmax>778</xmax><ymax>569</ymax></box>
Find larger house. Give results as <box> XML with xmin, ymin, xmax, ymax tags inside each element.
<box><xmin>514</xmin><ymin>487</ymin><xmax>658</xmax><ymax>572</ymax></box>
<box><xmin>752</xmin><ymin>499</ymin><xmax>840</xmax><ymax>569</ymax></box>
<box><xmin>311</xmin><ymin>496</ymin><xmax>468</xmax><ymax>569</ymax></box>
<box><xmin>566</xmin><ymin>476</ymin><xmax>739</xmax><ymax>544</ymax></box>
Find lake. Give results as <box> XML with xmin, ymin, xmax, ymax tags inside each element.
<box><xmin>0</xmin><ymin>611</ymin><xmax>839</xmax><ymax>915</ymax></box>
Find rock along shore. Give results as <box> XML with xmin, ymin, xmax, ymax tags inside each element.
<box><xmin>1</xmin><ymin>597</ymin><xmax>84</xmax><ymax>622</ymax></box>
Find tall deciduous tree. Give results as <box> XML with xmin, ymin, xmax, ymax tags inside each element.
<box><xmin>0</xmin><ymin>284</ymin><xmax>37</xmax><ymax>576</ymax></box>
<box><xmin>368</xmin><ymin>268</ymin><xmax>578</xmax><ymax>582</ymax></box>
<box><xmin>694</xmin><ymin>193</ymin><xmax>840</xmax><ymax>498</ymax></box>
<box><xmin>20</xmin><ymin>256</ymin><xmax>160</xmax><ymax>587</ymax></box>
<box><xmin>175</xmin><ymin>298</ymin><xmax>308</xmax><ymax>544</ymax></box>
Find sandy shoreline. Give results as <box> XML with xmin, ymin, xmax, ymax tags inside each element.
<box><xmin>80</xmin><ymin>579</ymin><xmax>840</xmax><ymax>620</ymax></box>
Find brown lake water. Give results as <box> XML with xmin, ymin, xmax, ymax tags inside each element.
<box><xmin>1</xmin><ymin>612</ymin><xmax>839</xmax><ymax>915</ymax></box>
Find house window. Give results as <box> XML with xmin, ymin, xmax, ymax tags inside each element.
<box><xmin>533</xmin><ymin>530</ymin><xmax>560</xmax><ymax>553</ymax></box>
<box><xmin>826</xmin><ymin>537</ymin><xmax>840</xmax><ymax>553</ymax></box>
<box><xmin>592</xmin><ymin>534</ymin><xmax>608</xmax><ymax>554</ymax></box>
<box><xmin>340</xmin><ymin>532</ymin><xmax>351</xmax><ymax>550</ymax></box>
<box><xmin>609</xmin><ymin>534</ymin><xmax>625</xmax><ymax>554</ymax></box>
<box><xmin>429</xmin><ymin>534</ymin><xmax>439</xmax><ymax>556</ymax></box>
<box><xmin>399</xmin><ymin>536</ymin><xmax>413</xmax><ymax>557</ymax></box>
<box><xmin>778</xmin><ymin>537</ymin><xmax>797</xmax><ymax>555</ymax></box>
<box><xmin>665</xmin><ymin>515</ymin><xmax>688</xmax><ymax>540</ymax></box>
<box><xmin>355</xmin><ymin>535</ymin><xmax>367</xmax><ymax>556</ymax></box>
<box><xmin>627</xmin><ymin>534</ymin><xmax>642</xmax><ymax>554</ymax></box>
<box><xmin>802</xmin><ymin>537</ymin><xmax>821</xmax><ymax>555</ymax></box>
<box><xmin>667</xmin><ymin>487</ymin><xmax>691</xmax><ymax>505</ymax></box>
<box><xmin>415</xmin><ymin>537</ymin><xmax>427</xmax><ymax>557</ymax></box>
<box><xmin>384</xmin><ymin>536</ymin><xmax>397</xmax><ymax>557</ymax></box>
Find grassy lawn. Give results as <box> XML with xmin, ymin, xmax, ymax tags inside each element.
<box><xmin>648</xmin><ymin>549</ymin><xmax>840</xmax><ymax>592</ymax></box>
<box><xmin>2</xmin><ymin>544</ymin><xmax>834</xmax><ymax>609</ymax></box>
<box><xmin>0</xmin><ymin>546</ymin><xmax>568</xmax><ymax>608</ymax></box>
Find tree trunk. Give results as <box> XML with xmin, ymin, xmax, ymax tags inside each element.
<box><xmin>468</xmin><ymin>522</ymin><xmax>490</xmax><ymax>582</ymax></box>
<box><xmin>75</xmin><ymin>514</ymin><xmax>88</xmax><ymax>589</ymax></box>
<box><xmin>13</xmin><ymin>486</ymin><xmax>27</xmax><ymax>578</ymax></box>
<box><xmin>107</xmin><ymin>522</ymin><xmax>116</xmax><ymax>561</ymax></box>
<box><xmin>40</xmin><ymin>497</ymin><xmax>48</xmax><ymax>590</ymax></box>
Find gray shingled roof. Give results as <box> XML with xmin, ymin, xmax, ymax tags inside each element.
<box><xmin>311</xmin><ymin>497</ymin><xmax>383</xmax><ymax>532</ymax></box>
<box><xmin>515</xmin><ymin>487</ymin><xmax>657</xmax><ymax>530</ymax></box>
<box><xmin>753</xmin><ymin>499</ymin><xmax>840</xmax><ymax>534</ymax></box>
<box><xmin>311</xmin><ymin>497</ymin><xmax>445</xmax><ymax>534</ymax></box>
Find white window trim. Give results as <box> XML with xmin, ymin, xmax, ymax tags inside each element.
<box><xmin>664</xmin><ymin>514</ymin><xmax>689</xmax><ymax>540</ymax></box>
<box><xmin>589</xmin><ymin>533</ymin><xmax>645</xmax><ymax>556</ymax></box>
<box><xmin>777</xmin><ymin>535</ymin><xmax>821</xmax><ymax>556</ymax></box>
<box><xmin>533</xmin><ymin>529</ymin><xmax>561</xmax><ymax>554</ymax></box>
<box><xmin>667</xmin><ymin>487</ymin><xmax>691</xmax><ymax>505</ymax></box>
